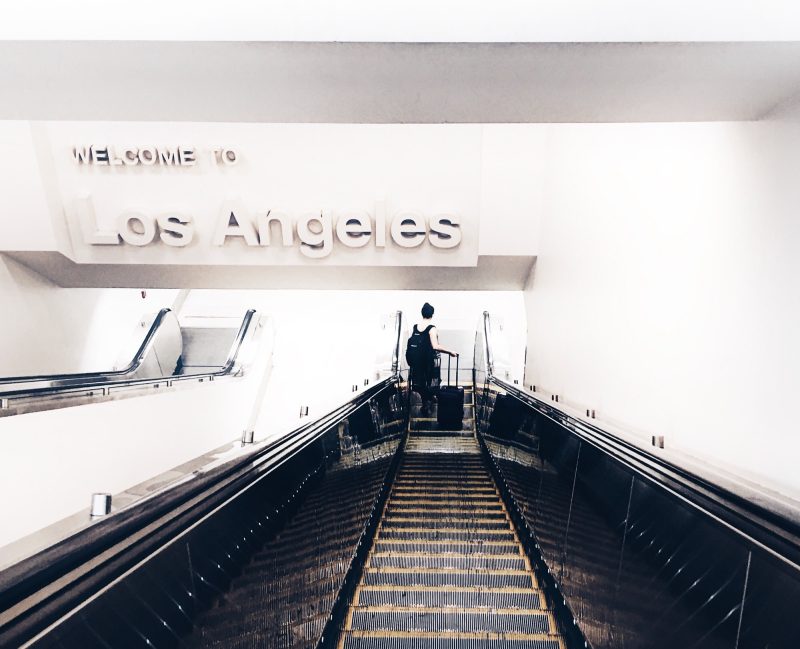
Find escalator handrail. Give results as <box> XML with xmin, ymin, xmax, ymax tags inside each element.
<box><xmin>0</xmin><ymin>310</ymin><xmax>258</xmax><ymax>400</ymax></box>
<box><xmin>0</xmin><ymin>375</ymin><xmax>400</xmax><ymax>638</ymax></box>
<box><xmin>0</xmin><ymin>308</ymin><xmax>173</xmax><ymax>388</ymax></box>
<box><xmin>216</xmin><ymin>308</ymin><xmax>258</xmax><ymax>374</ymax></box>
<box><xmin>391</xmin><ymin>310</ymin><xmax>403</xmax><ymax>377</ymax></box>
<box><xmin>479</xmin><ymin>311</ymin><xmax>800</xmax><ymax>574</ymax></box>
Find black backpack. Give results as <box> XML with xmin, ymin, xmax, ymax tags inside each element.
<box><xmin>405</xmin><ymin>325</ymin><xmax>434</xmax><ymax>368</ymax></box>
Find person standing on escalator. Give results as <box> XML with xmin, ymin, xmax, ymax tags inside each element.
<box><xmin>405</xmin><ymin>302</ymin><xmax>458</xmax><ymax>415</ymax></box>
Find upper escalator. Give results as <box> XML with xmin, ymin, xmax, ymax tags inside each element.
<box><xmin>0</xmin><ymin>308</ymin><xmax>258</xmax><ymax>416</ymax></box>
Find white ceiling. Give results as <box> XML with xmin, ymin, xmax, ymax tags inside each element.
<box><xmin>3</xmin><ymin>1</ymin><xmax>800</xmax><ymax>42</ymax></box>
<box><xmin>1</xmin><ymin>41</ymin><xmax>800</xmax><ymax>123</ymax></box>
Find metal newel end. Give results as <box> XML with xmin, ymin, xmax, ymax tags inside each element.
<box><xmin>652</xmin><ymin>435</ymin><xmax>665</xmax><ymax>449</ymax></box>
<box><xmin>241</xmin><ymin>429</ymin><xmax>255</xmax><ymax>445</ymax></box>
<box><xmin>90</xmin><ymin>493</ymin><xmax>112</xmax><ymax>517</ymax></box>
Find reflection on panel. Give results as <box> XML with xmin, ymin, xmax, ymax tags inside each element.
<box><xmin>617</xmin><ymin>478</ymin><xmax>748</xmax><ymax>649</ymax></box>
<box><xmin>476</xmin><ymin>382</ymin><xmax>800</xmax><ymax>649</ymax></box>
<box><xmin>33</xmin><ymin>383</ymin><xmax>406</xmax><ymax>649</ymax></box>
<box><xmin>739</xmin><ymin>553</ymin><xmax>800</xmax><ymax>648</ymax></box>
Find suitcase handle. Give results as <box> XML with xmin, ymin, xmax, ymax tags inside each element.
<box><xmin>446</xmin><ymin>353</ymin><xmax>459</xmax><ymax>387</ymax></box>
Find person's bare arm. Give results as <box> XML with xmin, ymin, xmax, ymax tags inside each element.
<box><xmin>430</xmin><ymin>327</ymin><xmax>457</xmax><ymax>356</ymax></box>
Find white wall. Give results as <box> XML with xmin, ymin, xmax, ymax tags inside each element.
<box><xmin>0</xmin><ymin>323</ymin><xmax>274</xmax><ymax>553</ymax></box>
<box><xmin>524</xmin><ymin>120</ymin><xmax>800</xmax><ymax>493</ymax></box>
<box><xmin>178</xmin><ymin>289</ymin><xmax>527</xmax><ymax>439</ymax></box>
<box><xmin>0</xmin><ymin>122</ymin><xmax>59</xmax><ymax>251</ymax></box>
<box><xmin>0</xmin><ymin>253</ymin><xmax>177</xmax><ymax>376</ymax></box>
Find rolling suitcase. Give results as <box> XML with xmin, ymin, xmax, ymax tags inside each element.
<box><xmin>437</xmin><ymin>354</ymin><xmax>464</xmax><ymax>429</ymax></box>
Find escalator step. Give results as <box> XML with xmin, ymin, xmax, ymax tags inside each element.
<box><xmin>381</xmin><ymin>519</ymin><xmax>511</xmax><ymax>530</ymax></box>
<box><xmin>378</xmin><ymin>530</ymin><xmax>515</xmax><ymax>542</ymax></box>
<box><xmin>362</xmin><ymin>571</ymin><xmax>533</xmax><ymax>589</ymax></box>
<box><xmin>370</xmin><ymin>555</ymin><xmax>527</xmax><ymax>570</ymax></box>
<box><xmin>391</xmin><ymin>488</ymin><xmax>497</xmax><ymax>495</ymax></box>
<box><xmin>341</xmin><ymin>635</ymin><xmax>560</xmax><ymax>649</ymax></box>
<box><xmin>374</xmin><ymin>542</ymin><xmax>519</xmax><ymax>555</ymax></box>
<box><xmin>384</xmin><ymin>510</ymin><xmax>507</xmax><ymax>519</ymax></box>
<box><xmin>349</xmin><ymin>609</ymin><xmax>551</xmax><ymax>634</ymax></box>
<box><xmin>385</xmin><ymin>504</ymin><xmax>503</xmax><ymax>512</ymax></box>
<box><xmin>388</xmin><ymin>499</ymin><xmax>503</xmax><ymax>507</ymax></box>
<box><xmin>357</xmin><ymin>589</ymin><xmax>541</xmax><ymax>609</ymax></box>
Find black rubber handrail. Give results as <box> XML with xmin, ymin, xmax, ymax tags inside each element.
<box><xmin>0</xmin><ymin>376</ymin><xmax>400</xmax><ymax>647</ymax></box>
<box><xmin>479</xmin><ymin>311</ymin><xmax>800</xmax><ymax>574</ymax></box>
<box><xmin>0</xmin><ymin>308</ymin><xmax>173</xmax><ymax>386</ymax></box>
<box><xmin>0</xmin><ymin>310</ymin><xmax>258</xmax><ymax>400</ymax></box>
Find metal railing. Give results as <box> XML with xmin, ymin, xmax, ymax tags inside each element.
<box><xmin>0</xmin><ymin>308</ymin><xmax>174</xmax><ymax>390</ymax></box>
<box><xmin>0</xmin><ymin>310</ymin><xmax>259</xmax><ymax>409</ymax></box>
<box><xmin>391</xmin><ymin>310</ymin><xmax>403</xmax><ymax>377</ymax></box>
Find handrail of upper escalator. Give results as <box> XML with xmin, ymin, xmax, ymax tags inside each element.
<box><xmin>391</xmin><ymin>310</ymin><xmax>403</xmax><ymax>378</ymax></box>
<box><xmin>0</xmin><ymin>308</ymin><xmax>173</xmax><ymax>387</ymax></box>
<box><xmin>478</xmin><ymin>311</ymin><xmax>800</xmax><ymax>574</ymax></box>
<box><xmin>217</xmin><ymin>308</ymin><xmax>258</xmax><ymax>375</ymax></box>
<box><xmin>0</xmin><ymin>373</ymin><xmax>401</xmax><ymax>646</ymax></box>
<box><xmin>0</xmin><ymin>310</ymin><xmax>259</xmax><ymax>401</ymax></box>
<box><xmin>482</xmin><ymin>310</ymin><xmax>494</xmax><ymax>378</ymax></box>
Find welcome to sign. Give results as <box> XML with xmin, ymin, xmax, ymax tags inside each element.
<box><xmin>55</xmin><ymin>124</ymin><xmax>482</xmax><ymax>267</ymax></box>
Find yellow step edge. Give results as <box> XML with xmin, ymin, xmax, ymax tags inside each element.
<box><xmin>382</xmin><ymin>520</ymin><xmax>510</xmax><ymax>526</ymax></box>
<box><xmin>350</xmin><ymin>605</ymin><xmax>550</xmax><ymax>616</ymax></box>
<box><xmin>375</xmin><ymin>527</ymin><xmax>512</xmax><ymax>535</ymax></box>
<box><xmin>385</xmin><ymin>509</ymin><xmax>507</xmax><ymax>515</ymax></box>
<box><xmin>364</xmin><ymin>567</ymin><xmax>533</xmax><ymax>576</ymax></box>
<box><xmin>375</xmin><ymin>538</ymin><xmax>517</xmax><ymax>545</ymax></box>
<box><xmin>388</xmin><ymin>503</ymin><xmax>501</xmax><ymax>507</ymax></box>
<box><xmin>356</xmin><ymin>585</ymin><xmax>542</xmax><ymax>594</ymax></box>
<box><xmin>391</xmin><ymin>488</ymin><xmax>499</xmax><ymax>493</ymax></box>
<box><xmin>370</xmin><ymin>551</ymin><xmax>521</xmax><ymax>559</ymax></box>
<box><xmin>343</xmin><ymin>630</ymin><xmax>564</xmax><ymax>645</ymax></box>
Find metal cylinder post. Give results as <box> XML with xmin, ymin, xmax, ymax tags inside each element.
<box><xmin>90</xmin><ymin>493</ymin><xmax>112</xmax><ymax>517</ymax></box>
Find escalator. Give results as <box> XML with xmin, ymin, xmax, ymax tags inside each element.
<box><xmin>2</xmin><ymin>314</ymin><xmax>800</xmax><ymax>649</ymax></box>
<box><xmin>171</xmin><ymin>386</ymin><xmax>566</xmax><ymax>649</ymax></box>
<box><xmin>337</xmin><ymin>389</ymin><xmax>564</xmax><ymax>649</ymax></box>
<box><xmin>0</xmin><ymin>309</ymin><xmax>259</xmax><ymax>417</ymax></box>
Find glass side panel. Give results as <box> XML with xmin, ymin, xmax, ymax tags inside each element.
<box><xmin>738</xmin><ymin>551</ymin><xmax>800</xmax><ymax>649</ymax></box>
<box><xmin>560</xmin><ymin>441</ymin><xmax>633</xmax><ymax>648</ymax></box>
<box><xmin>614</xmin><ymin>477</ymin><xmax>749</xmax><ymax>649</ymax></box>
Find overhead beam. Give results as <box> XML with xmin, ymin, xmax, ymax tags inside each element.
<box><xmin>1</xmin><ymin>41</ymin><xmax>800</xmax><ymax>123</ymax></box>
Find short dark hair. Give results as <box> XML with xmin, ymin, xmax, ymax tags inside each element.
<box><xmin>421</xmin><ymin>302</ymin><xmax>434</xmax><ymax>318</ymax></box>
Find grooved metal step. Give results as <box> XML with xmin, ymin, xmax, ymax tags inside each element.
<box><xmin>373</xmin><ymin>541</ymin><xmax>520</xmax><ymax>554</ymax></box>
<box><xmin>350</xmin><ymin>609</ymin><xmax>551</xmax><ymax>634</ymax></box>
<box><xmin>362</xmin><ymin>570</ymin><xmax>534</xmax><ymax>589</ymax></box>
<box><xmin>380</xmin><ymin>519</ymin><xmax>511</xmax><ymax>530</ymax></box>
<box><xmin>369</xmin><ymin>555</ymin><xmax>527</xmax><ymax>570</ymax></box>
<box><xmin>342</xmin><ymin>635</ymin><xmax>561</xmax><ymax>649</ymax></box>
<box><xmin>357</xmin><ymin>589</ymin><xmax>542</xmax><ymax>609</ymax></box>
<box><xmin>377</xmin><ymin>529</ymin><xmax>515</xmax><ymax>541</ymax></box>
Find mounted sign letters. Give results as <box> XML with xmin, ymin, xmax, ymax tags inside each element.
<box><xmin>52</xmin><ymin>123</ymin><xmax>481</xmax><ymax>267</ymax></box>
